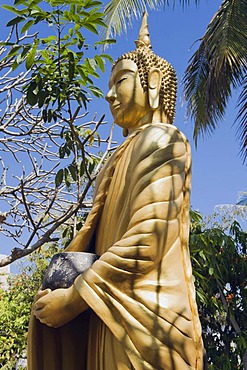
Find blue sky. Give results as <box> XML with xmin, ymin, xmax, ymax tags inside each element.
<box><xmin>0</xmin><ymin>0</ymin><xmax>246</xmax><ymax>266</ymax></box>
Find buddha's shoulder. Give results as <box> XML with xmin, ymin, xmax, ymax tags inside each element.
<box><xmin>134</xmin><ymin>123</ymin><xmax>188</xmax><ymax>148</ymax></box>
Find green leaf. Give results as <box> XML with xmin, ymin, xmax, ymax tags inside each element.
<box><xmin>26</xmin><ymin>81</ymin><xmax>38</xmax><ymax>106</ymax></box>
<box><xmin>40</xmin><ymin>35</ymin><xmax>57</xmax><ymax>43</ymax></box>
<box><xmin>53</xmin><ymin>111</ymin><xmax>57</xmax><ymax>122</ymax></box>
<box><xmin>60</xmin><ymin>127</ymin><xmax>65</xmax><ymax>139</ymax></box>
<box><xmin>75</xmin><ymin>29</ymin><xmax>84</xmax><ymax>42</ymax></box>
<box><xmin>88</xmin><ymin>157</ymin><xmax>95</xmax><ymax>173</ymax></box>
<box><xmin>21</xmin><ymin>45</ymin><xmax>32</xmax><ymax>58</ymax></box>
<box><xmin>14</xmin><ymin>0</ymin><xmax>30</xmax><ymax>4</ymax></box>
<box><xmin>95</xmin><ymin>132</ymin><xmax>100</xmax><ymax>146</ymax></box>
<box><xmin>80</xmin><ymin>161</ymin><xmax>85</xmax><ymax>176</ymax></box>
<box><xmin>101</xmin><ymin>53</ymin><xmax>114</xmax><ymax>63</ymax></box>
<box><xmin>68</xmin><ymin>164</ymin><xmax>77</xmax><ymax>181</ymax></box>
<box><xmin>60</xmin><ymin>144</ymin><xmax>71</xmax><ymax>157</ymax></box>
<box><xmin>68</xmin><ymin>28</ymin><xmax>74</xmax><ymax>37</ymax></box>
<box><xmin>21</xmin><ymin>20</ymin><xmax>35</xmax><ymax>33</ymax></box>
<box><xmin>88</xmin><ymin>85</ymin><xmax>103</xmax><ymax>97</ymax></box>
<box><xmin>48</xmin><ymin>109</ymin><xmax>53</xmax><ymax>123</ymax></box>
<box><xmin>77</xmin><ymin>92</ymin><xmax>88</xmax><ymax>109</ymax></box>
<box><xmin>6</xmin><ymin>16</ymin><xmax>25</xmax><ymax>27</ymax></box>
<box><xmin>25</xmin><ymin>40</ymin><xmax>39</xmax><ymax>70</ymax></box>
<box><xmin>2</xmin><ymin>4</ymin><xmax>23</xmax><ymax>14</ymax></box>
<box><xmin>70</xmin><ymin>3</ymin><xmax>76</xmax><ymax>14</ymax></box>
<box><xmin>49</xmin><ymin>0</ymin><xmax>72</xmax><ymax>5</ymax></box>
<box><xmin>77</xmin><ymin>65</ymin><xmax>87</xmax><ymax>83</ymax></box>
<box><xmin>84</xmin><ymin>0</ymin><xmax>102</xmax><ymax>9</ymax></box>
<box><xmin>68</xmin><ymin>52</ymin><xmax>75</xmax><ymax>80</ymax></box>
<box><xmin>95</xmin><ymin>39</ymin><xmax>116</xmax><ymax>46</ymax></box>
<box><xmin>83</xmin><ymin>22</ymin><xmax>98</xmax><ymax>34</ymax></box>
<box><xmin>39</xmin><ymin>50</ymin><xmax>53</xmax><ymax>64</ymax></box>
<box><xmin>87</xmin><ymin>130</ymin><xmax>94</xmax><ymax>146</ymax></box>
<box><xmin>55</xmin><ymin>169</ymin><xmax>63</xmax><ymax>187</ymax></box>
<box><xmin>64</xmin><ymin>168</ymin><xmax>70</xmax><ymax>187</ymax></box>
<box><xmin>199</xmin><ymin>250</ymin><xmax>206</xmax><ymax>261</ymax></box>
<box><xmin>209</xmin><ymin>267</ymin><xmax>214</xmax><ymax>276</ymax></box>
<box><xmin>42</xmin><ymin>109</ymin><xmax>47</xmax><ymax>122</ymax></box>
<box><xmin>59</xmin><ymin>145</ymin><xmax>66</xmax><ymax>159</ymax></box>
<box><xmin>95</xmin><ymin>55</ymin><xmax>104</xmax><ymax>72</ymax></box>
<box><xmin>12</xmin><ymin>60</ymin><xmax>19</xmax><ymax>71</ymax></box>
<box><xmin>69</xmin><ymin>62</ymin><xmax>75</xmax><ymax>80</ymax></box>
<box><xmin>7</xmin><ymin>45</ymin><xmax>22</xmax><ymax>58</ymax></box>
<box><xmin>86</xmin><ymin>57</ymin><xmax>97</xmax><ymax>70</ymax></box>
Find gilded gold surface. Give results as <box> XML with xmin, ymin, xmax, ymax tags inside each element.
<box><xmin>28</xmin><ymin>13</ymin><xmax>203</xmax><ymax>370</ymax></box>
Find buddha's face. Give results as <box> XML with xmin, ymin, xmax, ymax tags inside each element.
<box><xmin>106</xmin><ymin>59</ymin><xmax>151</xmax><ymax>130</ymax></box>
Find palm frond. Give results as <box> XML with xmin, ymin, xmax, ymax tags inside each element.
<box><xmin>237</xmin><ymin>196</ymin><xmax>247</xmax><ymax>206</ymax></box>
<box><xmin>104</xmin><ymin>0</ymin><xmax>148</xmax><ymax>39</ymax></box>
<box><xmin>103</xmin><ymin>0</ymin><xmax>199</xmax><ymax>39</ymax></box>
<box><xmin>235</xmin><ymin>74</ymin><xmax>247</xmax><ymax>162</ymax></box>
<box><xmin>183</xmin><ymin>0</ymin><xmax>247</xmax><ymax>155</ymax></box>
<box><xmin>236</xmin><ymin>191</ymin><xmax>247</xmax><ymax>206</ymax></box>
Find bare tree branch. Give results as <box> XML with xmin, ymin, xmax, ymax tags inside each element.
<box><xmin>0</xmin><ymin>15</ymin><xmax>117</xmax><ymax>267</ymax></box>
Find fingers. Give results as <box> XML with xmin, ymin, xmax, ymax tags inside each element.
<box><xmin>34</xmin><ymin>312</ymin><xmax>53</xmax><ymax>327</ymax></box>
<box><xmin>33</xmin><ymin>307</ymin><xmax>57</xmax><ymax>328</ymax></box>
<box><xmin>33</xmin><ymin>289</ymin><xmax>51</xmax><ymax>311</ymax></box>
<box><xmin>35</xmin><ymin>288</ymin><xmax>51</xmax><ymax>302</ymax></box>
<box><xmin>33</xmin><ymin>299</ymin><xmax>45</xmax><ymax>311</ymax></box>
<box><xmin>33</xmin><ymin>304</ymin><xmax>50</xmax><ymax>324</ymax></box>
<box><xmin>32</xmin><ymin>289</ymin><xmax>57</xmax><ymax>327</ymax></box>
<box><xmin>32</xmin><ymin>288</ymin><xmax>73</xmax><ymax>328</ymax></box>
<box><xmin>33</xmin><ymin>308</ymin><xmax>44</xmax><ymax>320</ymax></box>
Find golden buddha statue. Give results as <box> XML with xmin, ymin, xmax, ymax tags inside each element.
<box><xmin>28</xmin><ymin>13</ymin><xmax>203</xmax><ymax>370</ymax></box>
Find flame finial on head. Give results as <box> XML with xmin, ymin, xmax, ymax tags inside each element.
<box><xmin>135</xmin><ymin>12</ymin><xmax>151</xmax><ymax>49</ymax></box>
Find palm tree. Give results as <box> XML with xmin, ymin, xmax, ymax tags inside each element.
<box><xmin>104</xmin><ymin>0</ymin><xmax>247</xmax><ymax>162</ymax></box>
<box><xmin>237</xmin><ymin>192</ymin><xmax>247</xmax><ymax>206</ymax></box>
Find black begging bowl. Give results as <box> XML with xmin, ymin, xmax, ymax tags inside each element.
<box><xmin>42</xmin><ymin>252</ymin><xmax>98</xmax><ymax>290</ymax></box>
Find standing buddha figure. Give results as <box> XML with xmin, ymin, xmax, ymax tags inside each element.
<box><xmin>29</xmin><ymin>13</ymin><xmax>203</xmax><ymax>370</ymax></box>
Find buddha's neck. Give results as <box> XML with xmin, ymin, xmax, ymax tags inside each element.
<box><xmin>128</xmin><ymin>110</ymin><xmax>170</xmax><ymax>134</ymax></box>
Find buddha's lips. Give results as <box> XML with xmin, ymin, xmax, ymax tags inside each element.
<box><xmin>111</xmin><ymin>103</ymin><xmax>120</xmax><ymax>111</ymax></box>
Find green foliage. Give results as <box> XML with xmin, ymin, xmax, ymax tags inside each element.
<box><xmin>61</xmin><ymin>215</ymin><xmax>86</xmax><ymax>247</ymax></box>
<box><xmin>55</xmin><ymin>122</ymin><xmax>101</xmax><ymax>190</ymax></box>
<box><xmin>0</xmin><ymin>244</ymin><xmax>61</xmax><ymax>368</ymax></box>
<box><xmin>1</xmin><ymin>0</ymin><xmax>115</xmax><ymax>112</ymax></box>
<box><xmin>183</xmin><ymin>0</ymin><xmax>247</xmax><ymax>162</ymax></box>
<box><xmin>190</xmin><ymin>210</ymin><xmax>247</xmax><ymax>369</ymax></box>
<box><xmin>0</xmin><ymin>0</ymin><xmax>116</xmax><ymax>266</ymax></box>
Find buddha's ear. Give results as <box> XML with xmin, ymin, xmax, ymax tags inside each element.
<box><xmin>148</xmin><ymin>68</ymin><xmax>162</xmax><ymax>109</ymax></box>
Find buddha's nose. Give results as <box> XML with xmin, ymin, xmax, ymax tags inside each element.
<box><xmin>105</xmin><ymin>87</ymin><xmax>116</xmax><ymax>103</ymax></box>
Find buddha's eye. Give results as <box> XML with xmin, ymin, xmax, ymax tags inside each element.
<box><xmin>116</xmin><ymin>77</ymin><xmax>127</xmax><ymax>86</ymax></box>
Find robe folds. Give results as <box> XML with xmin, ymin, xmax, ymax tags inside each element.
<box><xmin>28</xmin><ymin>123</ymin><xmax>203</xmax><ymax>370</ymax></box>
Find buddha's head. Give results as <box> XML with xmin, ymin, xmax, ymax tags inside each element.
<box><xmin>106</xmin><ymin>13</ymin><xmax>177</xmax><ymax>134</ymax></box>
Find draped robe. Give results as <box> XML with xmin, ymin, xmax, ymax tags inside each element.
<box><xmin>28</xmin><ymin>123</ymin><xmax>203</xmax><ymax>370</ymax></box>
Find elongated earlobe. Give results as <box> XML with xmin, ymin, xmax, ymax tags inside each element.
<box><xmin>148</xmin><ymin>68</ymin><xmax>162</xmax><ymax>109</ymax></box>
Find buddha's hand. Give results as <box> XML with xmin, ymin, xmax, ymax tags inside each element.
<box><xmin>33</xmin><ymin>284</ymin><xmax>86</xmax><ymax>328</ymax></box>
